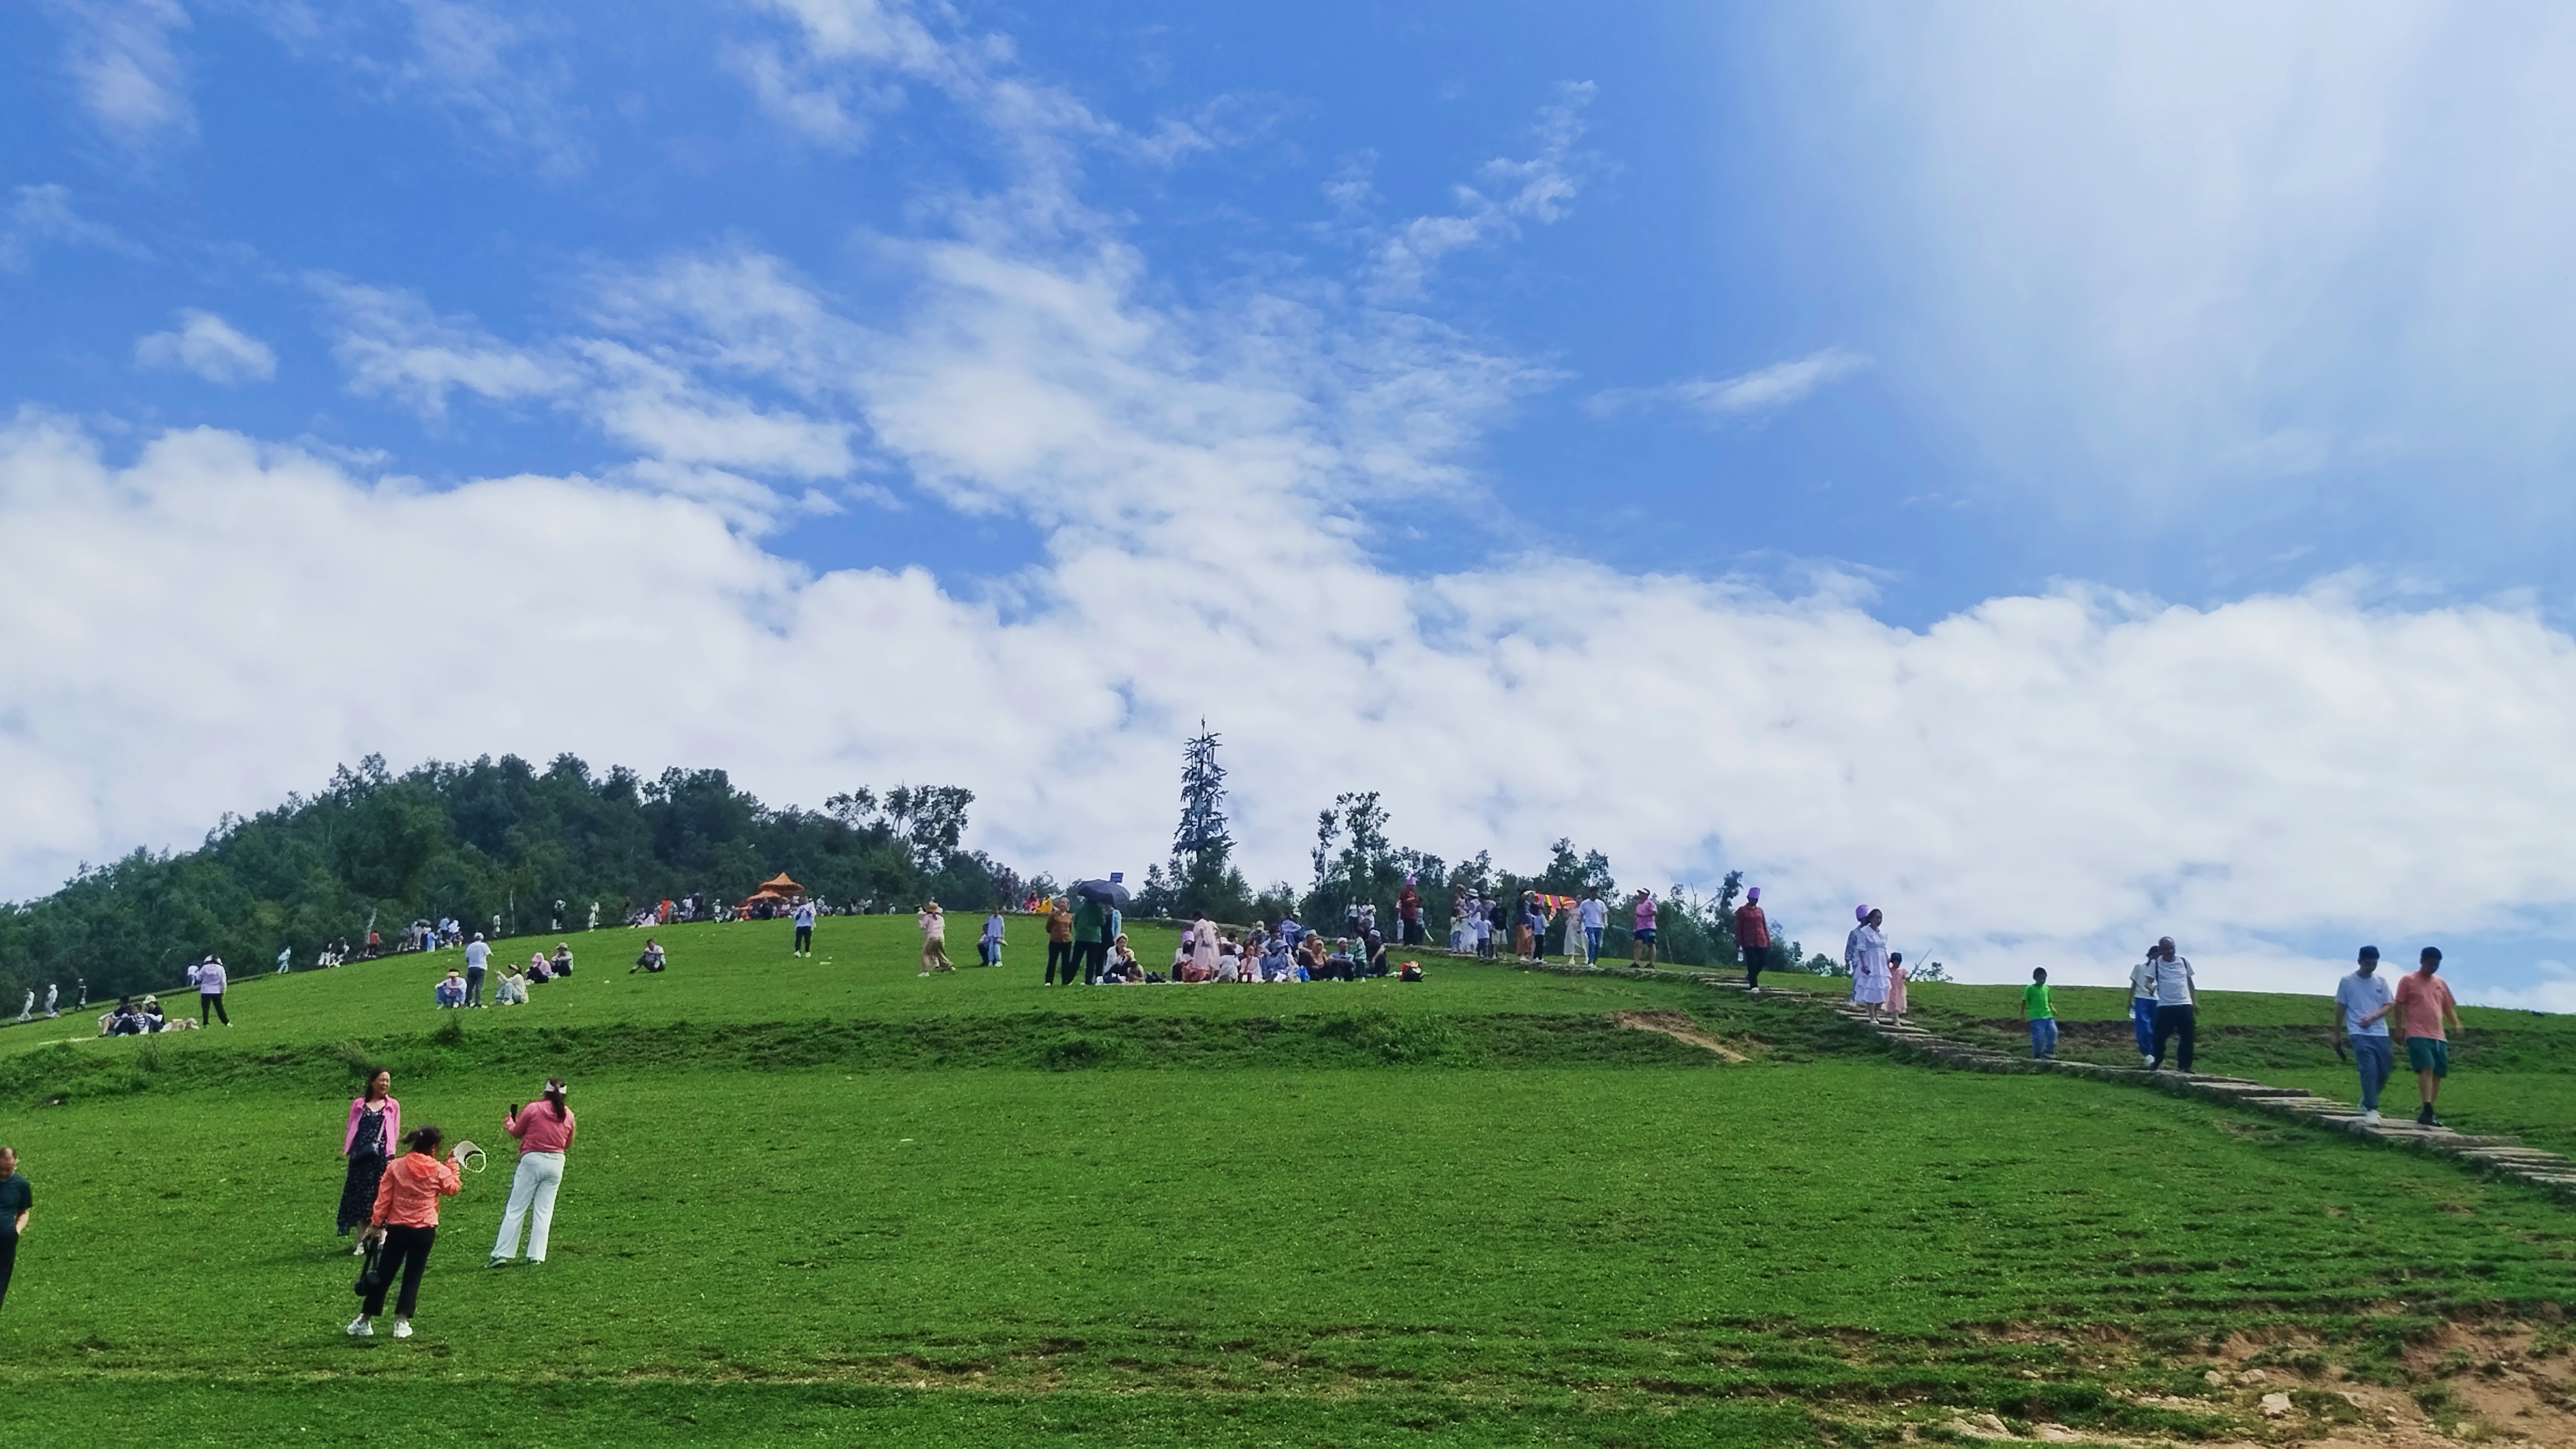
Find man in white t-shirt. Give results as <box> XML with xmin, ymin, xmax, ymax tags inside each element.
<box><xmin>792</xmin><ymin>900</ymin><xmax>818</xmax><ymax>957</ymax></box>
<box><xmin>1577</xmin><ymin>893</ymin><xmax>1607</xmax><ymax>964</ymax></box>
<box><xmin>2331</xmin><ymin>945</ymin><xmax>2397</xmax><ymax>1123</ymax></box>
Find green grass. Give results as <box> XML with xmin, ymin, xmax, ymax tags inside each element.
<box><xmin>2</xmin><ymin>929</ymin><xmax>2571</xmax><ymax>1446</ymax></box>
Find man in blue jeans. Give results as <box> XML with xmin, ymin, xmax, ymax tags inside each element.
<box><xmin>2021</xmin><ymin>967</ymin><xmax>2058</xmax><ymax>1058</ymax></box>
<box><xmin>2331</xmin><ymin>945</ymin><xmax>2397</xmax><ymax>1124</ymax></box>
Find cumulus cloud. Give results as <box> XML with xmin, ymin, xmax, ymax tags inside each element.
<box><xmin>1587</xmin><ymin>348</ymin><xmax>1870</xmax><ymax>424</ymax></box>
<box><xmin>49</xmin><ymin>0</ymin><xmax>196</xmax><ymax>149</ymax></box>
<box><xmin>133</xmin><ymin>309</ymin><xmax>278</xmax><ymax>384</ymax></box>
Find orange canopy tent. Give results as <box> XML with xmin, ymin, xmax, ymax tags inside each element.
<box><xmin>737</xmin><ymin>873</ymin><xmax>805</xmax><ymax>912</ymax></box>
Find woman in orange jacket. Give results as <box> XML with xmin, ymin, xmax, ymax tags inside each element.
<box><xmin>348</xmin><ymin>1124</ymin><xmax>474</xmax><ymax>1340</ymax></box>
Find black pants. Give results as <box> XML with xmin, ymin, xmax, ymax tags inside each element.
<box><xmin>1045</xmin><ymin>940</ymin><xmax>1076</xmax><ymax>984</ymax></box>
<box><xmin>464</xmin><ymin>969</ymin><xmax>484</xmax><ymax>1007</ymax></box>
<box><xmin>2152</xmin><ymin>1005</ymin><xmax>2197</xmax><ymax>1073</ymax></box>
<box><xmin>363</xmin><ymin>1224</ymin><xmax>435</xmax><ymax>1318</ymax></box>
<box><xmin>199</xmin><ymin>992</ymin><xmax>229</xmax><ymax>1025</ymax></box>
<box><xmin>0</xmin><ymin>1233</ymin><xmax>15</xmax><ymax>1311</ymax></box>
<box><xmin>1073</xmin><ymin>939</ymin><xmax>1108</xmax><ymax>984</ymax></box>
<box><xmin>793</xmin><ymin>925</ymin><xmax>811</xmax><ymax>953</ymax></box>
<box><xmin>1741</xmin><ymin>943</ymin><xmax>1767</xmax><ymax>988</ymax></box>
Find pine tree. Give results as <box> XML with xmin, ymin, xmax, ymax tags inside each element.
<box><xmin>1172</xmin><ymin>723</ymin><xmax>1233</xmax><ymax>871</ymax></box>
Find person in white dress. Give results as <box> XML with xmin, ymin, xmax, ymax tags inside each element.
<box><xmin>1844</xmin><ymin>905</ymin><xmax>1890</xmax><ymax>1020</ymax></box>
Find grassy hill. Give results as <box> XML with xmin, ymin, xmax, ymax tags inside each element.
<box><xmin>2</xmin><ymin>920</ymin><xmax>2572</xmax><ymax>1446</ymax></box>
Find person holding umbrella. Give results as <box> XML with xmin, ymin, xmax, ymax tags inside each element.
<box><xmin>1069</xmin><ymin>875</ymin><xmax>1130</xmax><ymax>985</ymax></box>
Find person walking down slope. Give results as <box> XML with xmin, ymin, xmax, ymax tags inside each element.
<box><xmin>2394</xmin><ymin>947</ymin><xmax>2465</xmax><ymax>1128</ymax></box>
<box><xmin>2145</xmin><ymin>936</ymin><xmax>2197</xmax><ymax>1074</ymax></box>
<box><xmin>2333</xmin><ymin>945</ymin><xmax>2398</xmax><ymax>1124</ymax></box>
<box><xmin>276</xmin><ymin>945</ymin><xmax>294</xmax><ymax>976</ymax></box>
<box><xmin>1734</xmin><ymin>887</ymin><xmax>1771</xmax><ymax>991</ymax></box>
<box><xmin>791</xmin><ymin>899</ymin><xmax>818</xmax><ymax>958</ymax></box>
<box><xmin>188</xmin><ymin>954</ymin><xmax>231</xmax><ymax>1027</ymax></box>
<box><xmin>1844</xmin><ymin>908</ymin><xmax>1889</xmax><ymax>1022</ymax></box>
<box><xmin>1630</xmin><ymin>890</ymin><xmax>1660</xmax><ymax>969</ymax></box>
<box><xmin>350</xmin><ymin>1125</ymin><xmax>474</xmax><ymax>1340</ymax></box>
<box><xmin>917</xmin><ymin>902</ymin><xmax>956</xmax><ymax>975</ymax></box>
<box><xmin>1885</xmin><ymin>952</ymin><xmax>1909</xmax><ymax>1023</ymax></box>
<box><xmin>340</xmin><ymin>1070</ymin><xmax>401</xmax><ymax>1250</ymax></box>
<box><xmin>463</xmin><ymin>934</ymin><xmax>491</xmax><ymax>1008</ymax></box>
<box><xmin>1578</xmin><ymin>891</ymin><xmax>1606</xmax><ymax>965</ymax></box>
<box><xmin>2128</xmin><ymin>949</ymin><xmax>2160</xmax><ymax>1068</ymax></box>
<box><xmin>490</xmin><ymin>1079</ymin><xmax>576</xmax><ymax>1266</ymax></box>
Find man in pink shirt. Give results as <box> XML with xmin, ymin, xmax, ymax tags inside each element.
<box><xmin>2392</xmin><ymin>947</ymin><xmax>2464</xmax><ymax>1128</ymax></box>
<box><xmin>1629</xmin><ymin>889</ymin><xmax>1658</xmax><ymax>968</ymax></box>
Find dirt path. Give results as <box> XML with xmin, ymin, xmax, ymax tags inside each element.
<box><xmin>1609</xmin><ymin>1009</ymin><xmax>1747</xmax><ymax>1061</ymax></box>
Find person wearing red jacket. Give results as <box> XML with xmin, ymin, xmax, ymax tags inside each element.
<box><xmin>1734</xmin><ymin>887</ymin><xmax>1772</xmax><ymax>992</ymax></box>
<box><xmin>350</xmin><ymin>1125</ymin><xmax>472</xmax><ymax>1339</ymax></box>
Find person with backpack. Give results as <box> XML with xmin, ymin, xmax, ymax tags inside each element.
<box><xmin>350</xmin><ymin>1125</ymin><xmax>474</xmax><ymax>1339</ymax></box>
<box><xmin>490</xmin><ymin>1079</ymin><xmax>576</xmax><ymax>1265</ymax></box>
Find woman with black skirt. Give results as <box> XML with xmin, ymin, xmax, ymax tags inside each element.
<box><xmin>337</xmin><ymin>1070</ymin><xmax>399</xmax><ymax>1252</ymax></box>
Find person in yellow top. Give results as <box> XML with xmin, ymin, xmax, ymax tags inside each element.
<box><xmin>1045</xmin><ymin>899</ymin><xmax>1077</xmax><ymax>985</ymax></box>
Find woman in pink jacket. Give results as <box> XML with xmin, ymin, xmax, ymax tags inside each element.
<box><xmin>489</xmin><ymin>1078</ymin><xmax>576</xmax><ymax>1265</ymax></box>
<box><xmin>337</xmin><ymin>1069</ymin><xmax>400</xmax><ymax>1251</ymax></box>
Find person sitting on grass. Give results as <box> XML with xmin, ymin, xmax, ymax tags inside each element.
<box><xmin>1363</xmin><ymin>927</ymin><xmax>1389</xmax><ymax>978</ymax></box>
<box><xmin>630</xmin><ymin>940</ymin><xmax>666</xmax><ymax>974</ymax></box>
<box><xmin>551</xmin><ymin>943</ymin><xmax>573</xmax><ymax>978</ymax></box>
<box><xmin>101</xmin><ymin>997</ymin><xmax>145</xmax><ymax>1036</ymax></box>
<box><xmin>140</xmin><ymin>996</ymin><xmax>169</xmax><ymax>1031</ymax></box>
<box><xmin>526</xmin><ymin>951</ymin><xmax>551</xmax><ymax>985</ymax></box>
<box><xmin>1215</xmin><ymin>935</ymin><xmax>1242</xmax><ymax>983</ymax></box>
<box><xmin>434</xmin><ymin>972</ymin><xmax>466</xmax><ymax>1008</ymax></box>
<box><xmin>1399</xmin><ymin>960</ymin><xmax>1425</xmax><ymax>982</ymax></box>
<box><xmin>491</xmin><ymin>967</ymin><xmax>529</xmax><ymax>1006</ymax></box>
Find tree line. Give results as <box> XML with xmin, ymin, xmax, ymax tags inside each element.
<box><xmin>0</xmin><ymin>754</ymin><xmax>1029</xmax><ymax>1008</ymax></box>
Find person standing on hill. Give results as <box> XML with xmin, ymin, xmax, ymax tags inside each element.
<box><xmin>2394</xmin><ymin>947</ymin><xmax>2464</xmax><ymax>1127</ymax></box>
<box><xmin>2145</xmin><ymin>936</ymin><xmax>2197</xmax><ymax>1073</ymax></box>
<box><xmin>1844</xmin><ymin>907</ymin><xmax>1888</xmax><ymax>1020</ymax></box>
<box><xmin>188</xmin><ymin>954</ymin><xmax>231</xmax><ymax>1027</ymax></box>
<box><xmin>491</xmin><ymin>1079</ymin><xmax>576</xmax><ymax>1266</ymax></box>
<box><xmin>350</xmin><ymin>1126</ymin><xmax>472</xmax><ymax>1339</ymax></box>
<box><xmin>1045</xmin><ymin>898</ymin><xmax>1077</xmax><ymax>985</ymax></box>
<box><xmin>339</xmin><ymin>1070</ymin><xmax>401</xmax><ymax>1250</ymax></box>
<box><xmin>917</xmin><ymin>902</ymin><xmax>956</xmax><ymax>974</ymax></box>
<box><xmin>1397</xmin><ymin>877</ymin><xmax>1423</xmax><ymax>946</ymax></box>
<box><xmin>0</xmin><ymin>1146</ymin><xmax>29</xmax><ymax>1313</ymax></box>
<box><xmin>791</xmin><ymin>898</ymin><xmax>818</xmax><ymax>958</ymax></box>
<box><xmin>978</xmin><ymin>909</ymin><xmax>1005</xmax><ymax>968</ymax></box>
<box><xmin>1070</xmin><ymin>893</ymin><xmax>1108</xmax><ymax>985</ymax></box>
<box><xmin>2332</xmin><ymin>945</ymin><xmax>2397</xmax><ymax>1124</ymax></box>
<box><xmin>2020</xmin><ymin>967</ymin><xmax>2056</xmax><ymax>1057</ymax></box>
<box><xmin>2128</xmin><ymin>948</ymin><xmax>2160</xmax><ymax>1068</ymax></box>
<box><xmin>1578</xmin><ymin>891</ymin><xmax>1606</xmax><ymax>965</ymax></box>
<box><xmin>462</xmin><ymin>934</ymin><xmax>490</xmax><ymax>1009</ymax></box>
<box><xmin>276</xmin><ymin>945</ymin><xmax>294</xmax><ymax>976</ymax></box>
<box><xmin>1734</xmin><ymin>887</ymin><xmax>1771</xmax><ymax>991</ymax></box>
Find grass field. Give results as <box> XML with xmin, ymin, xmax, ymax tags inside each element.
<box><xmin>3</xmin><ymin>918</ymin><xmax>2573</xmax><ymax>1445</ymax></box>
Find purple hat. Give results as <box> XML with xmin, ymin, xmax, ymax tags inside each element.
<box><xmin>1855</xmin><ymin>904</ymin><xmax>1871</xmax><ymax>922</ymax></box>
<box><xmin>1747</xmin><ymin>887</ymin><xmax>1759</xmax><ymax>902</ymax></box>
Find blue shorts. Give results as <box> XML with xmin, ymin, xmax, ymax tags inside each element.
<box><xmin>1632</xmin><ymin>929</ymin><xmax>1656</xmax><ymax>944</ymax></box>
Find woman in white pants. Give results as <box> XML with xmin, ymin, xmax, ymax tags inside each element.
<box><xmin>489</xmin><ymin>1078</ymin><xmax>576</xmax><ymax>1266</ymax></box>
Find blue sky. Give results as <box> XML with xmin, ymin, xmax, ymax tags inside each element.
<box><xmin>8</xmin><ymin>1</ymin><xmax>2576</xmax><ymax>1003</ymax></box>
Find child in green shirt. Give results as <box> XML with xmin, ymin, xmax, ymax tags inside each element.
<box><xmin>2022</xmin><ymin>968</ymin><xmax>2058</xmax><ymax>1059</ymax></box>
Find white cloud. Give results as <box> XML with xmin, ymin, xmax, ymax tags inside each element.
<box><xmin>1366</xmin><ymin>82</ymin><xmax>1597</xmax><ymax>299</ymax></box>
<box><xmin>1588</xmin><ymin>348</ymin><xmax>1870</xmax><ymax>424</ymax></box>
<box><xmin>391</xmin><ymin>0</ymin><xmax>591</xmax><ymax>178</ymax></box>
<box><xmin>133</xmin><ymin>309</ymin><xmax>278</xmax><ymax>384</ymax></box>
<box><xmin>49</xmin><ymin>0</ymin><xmax>195</xmax><ymax>150</ymax></box>
<box><xmin>1785</xmin><ymin>2</ymin><xmax>2576</xmax><ymax>509</ymax></box>
<box><xmin>0</xmin><ymin>184</ymin><xmax>142</xmax><ymax>271</ymax></box>
<box><xmin>314</xmin><ymin>278</ymin><xmax>574</xmax><ymax>419</ymax></box>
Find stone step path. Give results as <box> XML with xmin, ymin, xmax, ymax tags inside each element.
<box><xmin>1797</xmin><ymin>996</ymin><xmax>2576</xmax><ymax>1201</ymax></box>
<box><xmin>1475</xmin><ymin>956</ymin><xmax>2573</xmax><ymax>1202</ymax></box>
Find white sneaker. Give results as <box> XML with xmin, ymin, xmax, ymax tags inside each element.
<box><xmin>2140</xmin><ymin>1054</ymin><xmax>2154</xmax><ymax>1068</ymax></box>
<box><xmin>346</xmin><ymin>1315</ymin><xmax>372</xmax><ymax>1336</ymax></box>
<box><xmin>2362</xmin><ymin>1109</ymin><xmax>2380</xmax><ymax>1124</ymax></box>
<box><xmin>353</xmin><ymin>1240</ymin><xmax>368</xmax><ymax>1255</ymax></box>
<box><xmin>392</xmin><ymin>1319</ymin><xmax>413</xmax><ymax>1339</ymax></box>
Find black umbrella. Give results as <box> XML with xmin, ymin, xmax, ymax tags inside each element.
<box><xmin>1072</xmin><ymin>878</ymin><xmax>1132</xmax><ymax>907</ymax></box>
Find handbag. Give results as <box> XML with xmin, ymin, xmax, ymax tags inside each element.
<box><xmin>353</xmin><ymin>1236</ymin><xmax>387</xmax><ymax>1297</ymax></box>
